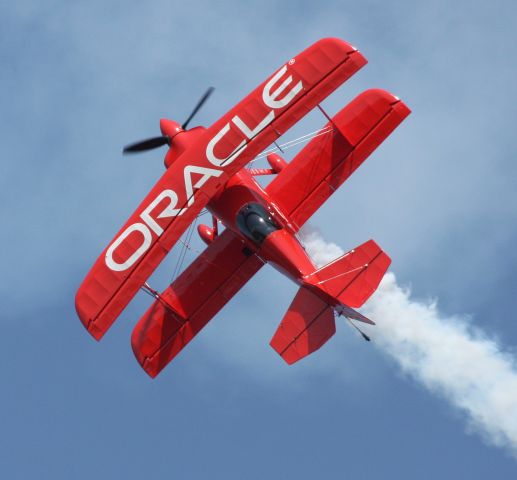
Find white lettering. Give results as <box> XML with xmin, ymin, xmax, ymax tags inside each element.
<box><xmin>232</xmin><ymin>111</ymin><xmax>274</xmax><ymax>140</ymax></box>
<box><xmin>206</xmin><ymin>123</ymin><xmax>246</xmax><ymax>167</ymax></box>
<box><xmin>140</xmin><ymin>189</ymin><xmax>185</xmax><ymax>236</ymax></box>
<box><xmin>105</xmin><ymin>63</ymin><xmax>304</xmax><ymax>272</ymax></box>
<box><xmin>184</xmin><ymin>165</ymin><xmax>223</xmax><ymax>207</ymax></box>
<box><xmin>263</xmin><ymin>65</ymin><xmax>303</xmax><ymax>109</ymax></box>
<box><xmin>105</xmin><ymin>223</ymin><xmax>152</xmax><ymax>272</ymax></box>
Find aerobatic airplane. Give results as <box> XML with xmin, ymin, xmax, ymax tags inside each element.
<box><xmin>76</xmin><ymin>38</ymin><xmax>410</xmax><ymax>377</ymax></box>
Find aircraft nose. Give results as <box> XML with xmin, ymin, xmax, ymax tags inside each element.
<box><xmin>160</xmin><ymin>119</ymin><xmax>183</xmax><ymax>138</ymax></box>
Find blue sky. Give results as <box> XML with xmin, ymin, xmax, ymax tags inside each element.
<box><xmin>1</xmin><ymin>1</ymin><xmax>516</xmax><ymax>478</ymax></box>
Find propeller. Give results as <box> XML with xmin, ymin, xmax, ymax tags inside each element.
<box><xmin>181</xmin><ymin>86</ymin><xmax>214</xmax><ymax>129</ymax></box>
<box><xmin>123</xmin><ymin>87</ymin><xmax>215</xmax><ymax>154</ymax></box>
<box><xmin>123</xmin><ymin>136</ymin><xmax>170</xmax><ymax>154</ymax></box>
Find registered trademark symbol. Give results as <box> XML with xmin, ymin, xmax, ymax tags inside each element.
<box><xmin>288</xmin><ymin>58</ymin><xmax>295</xmax><ymax>65</ymax></box>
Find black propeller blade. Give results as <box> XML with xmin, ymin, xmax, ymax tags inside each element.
<box><xmin>181</xmin><ymin>86</ymin><xmax>214</xmax><ymax>129</ymax></box>
<box><xmin>123</xmin><ymin>87</ymin><xmax>214</xmax><ymax>155</ymax></box>
<box><xmin>123</xmin><ymin>136</ymin><xmax>170</xmax><ymax>154</ymax></box>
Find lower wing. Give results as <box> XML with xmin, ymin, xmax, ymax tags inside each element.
<box><xmin>131</xmin><ymin>229</ymin><xmax>264</xmax><ymax>377</ymax></box>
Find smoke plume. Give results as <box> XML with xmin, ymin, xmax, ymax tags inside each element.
<box><xmin>300</xmin><ymin>229</ymin><xmax>517</xmax><ymax>457</ymax></box>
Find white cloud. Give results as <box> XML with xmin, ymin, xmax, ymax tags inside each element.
<box><xmin>302</xmin><ymin>228</ymin><xmax>517</xmax><ymax>457</ymax></box>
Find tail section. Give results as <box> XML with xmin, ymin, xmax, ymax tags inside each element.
<box><xmin>270</xmin><ymin>239</ymin><xmax>390</xmax><ymax>364</ymax></box>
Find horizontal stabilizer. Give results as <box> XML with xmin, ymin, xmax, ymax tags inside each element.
<box><xmin>270</xmin><ymin>286</ymin><xmax>336</xmax><ymax>365</ymax></box>
<box><xmin>307</xmin><ymin>239</ymin><xmax>390</xmax><ymax>308</ymax></box>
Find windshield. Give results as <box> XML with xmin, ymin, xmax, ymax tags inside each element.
<box><xmin>236</xmin><ymin>203</ymin><xmax>279</xmax><ymax>245</ymax></box>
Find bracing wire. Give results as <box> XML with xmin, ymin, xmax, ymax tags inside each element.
<box><xmin>168</xmin><ymin>211</ymin><xmax>209</xmax><ymax>284</ymax></box>
<box><xmin>170</xmin><ymin>217</ymin><xmax>198</xmax><ymax>283</ymax></box>
<box><xmin>248</xmin><ymin>126</ymin><xmax>333</xmax><ymax>168</ymax></box>
<box><xmin>171</xmin><ymin>228</ymin><xmax>189</xmax><ymax>282</ymax></box>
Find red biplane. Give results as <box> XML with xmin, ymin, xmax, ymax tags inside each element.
<box><xmin>76</xmin><ymin>38</ymin><xmax>410</xmax><ymax>377</ymax></box>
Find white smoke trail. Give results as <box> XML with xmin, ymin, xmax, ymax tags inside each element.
<box><xmin>300</xmin><ymin>228</ymin><xmax>517</xmax><ymax>457</ymax></box>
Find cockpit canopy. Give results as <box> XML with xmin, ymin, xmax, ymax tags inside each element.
<box><xmin>236</xmin><ymin>203</ymin><xmax>279</xmax><ymax>245</ymax></box>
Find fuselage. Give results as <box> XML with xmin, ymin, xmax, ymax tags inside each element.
<box><xmin>206</xmin><ymin>168</ymin><xmax>316</xmax><ymax>282</ymax></box>
<box><xmin>159</xmin><ymin>119</ymin><xmax>316</xmax><ymax>283</ymax></box>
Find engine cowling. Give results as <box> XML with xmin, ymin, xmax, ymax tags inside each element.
<box><xmin>162</xmin><ymin>122</ymin><xmax>206</xmax><ymax>169</ymax></box>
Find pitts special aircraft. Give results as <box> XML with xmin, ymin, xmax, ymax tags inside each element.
<box><xmin>76</xmin><ymin>38</ymin><xmax>410</xmax><ymax>377</ymax></box>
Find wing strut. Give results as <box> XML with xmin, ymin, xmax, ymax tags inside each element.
<box><xmin>317</xmin><ymin>103</ymin><xmax>333</xmax><ymax>123</ymax></box>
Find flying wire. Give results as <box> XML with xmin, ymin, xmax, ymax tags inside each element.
<box><xmin>248</xmin><ymin>126</ymin><xmax>333</xmax><ymax>168</ymax></box>
<box><xmin>171</xmin><ymin>217</ymin><xmax>198</xmax><ymax>283</ymax></box>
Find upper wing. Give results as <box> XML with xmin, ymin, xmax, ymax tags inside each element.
<box><xmin>131</xmin><ymin>229</ymin><xmax>264</xmax><ymax>377</ymax></box>
<box><xmin>76</xmin><ymin>38</ymin><xmax>367</xmax><ymax>340</ymax></box>
<box><xmin>266</xmin><ymin>89</ymin><xmax>411</xmax><ymax>231</ymax></box>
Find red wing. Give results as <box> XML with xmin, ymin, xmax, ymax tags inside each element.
<box><xmin>131</xmin><ymin>229</ymin><xmax>264</xmax><ymax>377</ymax></box>
<box><xmin>76</xmin><ymin>38</ymin><xmax>368</xmax><ymax>340</ymax></box>
<box><xmin>266</xmin><ymin>89</ymin><xmax>411</xmax><ymax>231</ymax></box>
